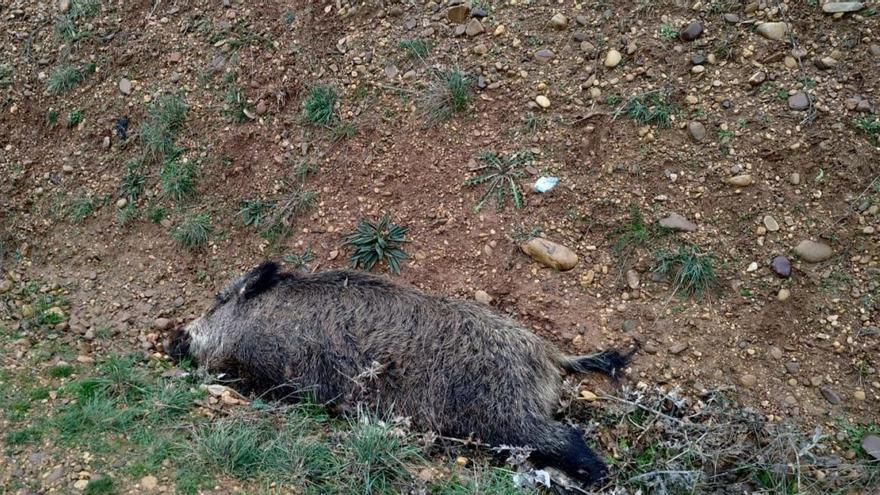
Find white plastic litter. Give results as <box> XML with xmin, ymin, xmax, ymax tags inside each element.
<box><xmin>512</xmin><ymin>469</ymin><xmax>552</xmax><ymax>489</ymax></box>
<box><xmin>532</xmin><ymin>176</ymin><xmax>558</xmax><ymax>193</ymax></box>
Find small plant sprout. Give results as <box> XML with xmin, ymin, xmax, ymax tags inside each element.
<box><xmin>464</xmin><ymin>151</ymin><xmax>533</xmax><ymax>212</ymax></box>
<box><xmin>345</xmin><ymin>215</ymin><xmax>408</xmax><ymax>274</ymax></box>
<box><xmin>282</xmin><ymin>248</ymin><xmax>316</xmax><ymax>271</ymax></box>
<box><xmin>657</xmin><ymin>24</ymin><xmax>678</xmax><ymax>41</ymax></box>
<box><xmin>47</xmin><ymin>64</ymin><xmax>83</xmax><ymax>94</ymax></box>
<box><xmin>613</xmin><ymin>91</ymin><xmax>676</xmax><ymax>127</ymax></box>
<box><xmin>399</xmin><ymin>39</ymin><xmax>430</xmax><ymax>60</ymax></box>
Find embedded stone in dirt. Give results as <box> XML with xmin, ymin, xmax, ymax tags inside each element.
<box><xmin>687</xmin><ymin>121</ymin><xmax>706</xmax><ymax>142</ymax></box>
<box><xmin>58</xmin><ymin>0</ymin><xmax>70</xmax><ymax>13</ymax></box>
<box><xmin>757</xmin><ymin>22</ymin><xmax>788</xmax><ymax>41</ymax></box>
<box><xmin>465</xmin><ymin>19</ymin><xmax>484</xmax><ymax>36</ymax></box>
<box><xmin>794</xmin><ymin>240</ymin><xmax>833</xmax><ymax>262</ymax></box>
<box><xmin>604</xmin><ymin>49</ymin><xmax>621</xmax><ymax>67</ymax></box>
<box><xmin>474</xmin><ymin>290</ymin><xmax>492</xmax><ymax>304</ymax></box>
<box><xmin>550</xmin><ymin>13</ymin><xmax>568</xmax><ymax>29</ymax></box>
<box><xmin>726</xmin><ymin>174</ymin><xmax>753</xmax><ymax>187</ymax></box>
<box><xmin>763</xmin><ymin>215</ymin><xmax>779</xmax><ymax>232</ymax></box>
<box><xmin>822</xmin><ymin>1</ymin><xmax>864</xmax><ymax>13</ymax></box>
<box><xmin>535</xmin><ymin>95</ymin><xmax>550</xmax><ymax>108</ymax></box>
<box><xmin>659</xmin><ymin>213</ymin><xmax>697</xmax><ymax>232</ymax></box>
<box><xmin>520</xmin><ymin>237</ymin><xmax>578</xmax><ymax>271</ymax></box>
<box><xmin>770</xmin><ymin>256</ymin><xmax>792</xmax><ymax>278</ymax></box>
<box><xmin>119</xmin><ymin>78</ymin><xmax>132</xmax><ymax>95</ymax></box>
<box><xmin>748</xmin><ymin>71</ymin><xmax>766</xmax><ymax>86</ymax></box>
<box><xmin>669</xmin><ymin>342</ymin><xmax>688</xmax><ymax>355</ymax></box>
<box><xmin>446</xmin><ymin>4</ymin><xmax>469</xmax><ymax>23</ymax></box>
<box><xmin>625</xmin><ymin>269</ymin><xmax>639</xmax><ymax>289</ymax></box>
<box><xmin>819</xmin><ymin>386</ymin><xmax>841</xmax><ymax>405</ymax></box>
<box><xmin>679</xmin><ymin>21</ymin><xmax>703</xmax><ymax>41</ymax></box>
<box><xmin>0</xmin><ymin>279</ymin><xmax>11</xmax><ymax>293</ymax></box>
<box><xmin>862</xmin><ymin>434</ymin><xmax>880</xmax><ymax>461</ymax></box>
<box><xmin>740</xmin><ymin>374</ymin><xmax>757</xmax><ymax>388</ymax></box>
<box><xmin>153</xmin><ymin>318</ymin><xmax>172</xmax><ymax>330</ymax></box>
<box><xmin>140</xmin><ymin>475</ymin><xmax>158</xmax><ymax>490</ymax></box>
<box><xmin>815</xmin><ymin>56</ymin><xmax>837</xmax><ymax>70</ymax></box>
<box><xmin>534</xmin><ymin>49</ymin><xmax>554</xmax><ymax>63</ymax></box>
<box><xmin>788</xmin><ymin>91</ymin><xmax>810</xmax><ymax>111</ymax></box>
<box><xmin>777</xmin><ymin>288</ymin><xmax>790</xmax><ymax>301</ymax></box>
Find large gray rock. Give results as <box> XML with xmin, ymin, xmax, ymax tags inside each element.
<box><xmin>794</xmin><ymin>240</ymin><xmax>833</xmax><ymax>262</ymax></box>
<box><xmin>822</xmin><ymin>1</ymin><xmax>864</xmax><ymax>13</ymax></box>
<box><xmin>757</xmin><ymin>22</ymin><xmax>788</xmax><ymax>41</ymax></box>
<box><xmin>659</xmin><ymin>213</ymin><xmax>697</xmax><ymax>232</ymax></box>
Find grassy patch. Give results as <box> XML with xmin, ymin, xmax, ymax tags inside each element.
<box><xmin>653</xmin><ymin>244</ymin><xmax>716</xmax><ymax>298</ymax></box>
<box><xmin>303</xmin><ymin>85</ymin><xmax>338</xmax><ymax>126</ymax></box>
<box><xmin>465</xmin><ymin>151</ymin><xmax>533</xmax><ymax>212</ymax></box>
<box><xmin>171</xmin><ymin>213</ymin><xmax>212</xmax><ymax>248</ymax></box>
<box><xmin>240</xmin><ymin>190</ymin><xmax>316</xmax><ymax>242</ymax></box>
<box><xmin>282</xmin><ymin>248</ymin><xmax>315</xmax><ymax>271</ymax></box>
<box><xmin>118</xmin><ymin>159</ymin><xmax>146</xmax><ymax>201</ymax></box>
<box><xmin>332</xmin><ymin>120</ymin><xmax>357</xmax><ymax>140</ymax></box>
<box><xmin>613</xmin><ymin>91</ymin><xmax>676</xmax><ymax>127</ymax></box>
<box><xmin>67</xmin><ymin>194</ymin><xmax>95</xmax><ymax>223</ymax></box>
<box><xmin>48</xmin><ymin>363</ymin><xmax>76</xmax><ymax>378</ymax></box>
<box><xmin>141</xmin><ymin>93</ymin><xmax>188</xmax><ymax>161</ymax></box>
<box><xmin>221</xmin><ymin>74</ymin><xmax>252</xmax><ymax>123</ymax></box>
<box><xmin>337</xmin><ymin>417</ymin><xmax>423</xmax><ymax>494</ymax></box>
<box><xmin>146</xmin><ymin>203</ymin><xmax>167</xmax><ymax>224</ymax></box>
<box><xmin>159</xmin><ymin>159</ymin><xmax>197</xmax><ymax>203</ymax></box>
<box><xmin>5</xmin><ymin>425</ymin><xmax>45</xmax><ymax>447</ymax></box>
<box><xmin>399</xmin><ymin>39</ymin><xmax>430</xmax><ymax>59</ymax></box>
<box><xmin>47</xmin><ymin>64</ymin><xmax>83</xmax><ymax>94</ymax></box>
<box><xmin>657</xmin><ymin>24</ymin><xmax>678</xmax><ymax>41</ymax></box>
<box><xmin>66</xmin><ymin>108</ymin><xmax>84</xmax><ymax>128</ymax></box>
<box><xmin>83</xmin><ymin>476</ymin><xmax>114</xmax><ymax>495</ymax></box>
<box><xmin>611</xmin><ymin>205</ymin><xmax>657</xmax><ymax>253</ymax></box>
<box><xmin>0</xmin><ymin>64</ymin><xmax>11</xmax><ymax>88</ymax></box>
<box><xmin>117</xmin><ymin>203</ymin><xmax>139</xmax><ymax>226</ymax></box>
<box><xmin>419</xmin><ymin>68</ymin><xmax>472</xmax><ymax>122</ymax></box>
<box><xmin>855</xmin><ymin>116</ymin><xmax>880</xmax><ymax>145</ymax></box>
<box><xmin>520</xmin><ymin>112</ymin><xmax>543</xmax><ymax>134</ymax></box>
<box><xmin>345</xmin><ymin>215</ymin><xmax>408</xmax><ymax>274</ymax></box>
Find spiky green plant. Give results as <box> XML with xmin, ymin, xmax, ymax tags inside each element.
<box><xmin>420</xmin><ymin>68</ymin><xmax>472</xmax><ymax>122</ymax></box>
<box><xmin>657</xmin><ymin>24</ymin><xmax>678</xmax><ymax>41</ymax></box>
<box><xmin>239</xmin><ymin>199</ymin><xmax>275</xmax><ymax>227</ymax></box>
<box><xmin>66</xmin><ymin>109</ymin><xmax>84</xmax><ymax>128</ymax></box>
<box><xmin>854</xmin><ymin>116</ymin><xmax>880</xmax><ymax>145</ymax></box>
<box><xmin>141</xmin><ymin>93</ymin><xmax>188</xmax><ymax>160</ymax></box>
<box><xmin>345</xmin><ymin>215</ymin><xmax>408</xmax><ymax>274</ymax></box>
<box><xmin>159</xmin><ymin>159</ymin><xmax>196</xmax><ymax>203</ymax></box>
<box><xmin>303</xmin><ymin>85</ymin><xmax>337</xmax><ymax>126</ymax></box>
<box><xmin>47</xmin><ymin>65</ymin><xmax>83</xmax><ymax>94</ymax></box>
<box><xmin>0</xmin><ymin>64</ymin><xmax>12</xmax><ymax>88</ymax></box>
<box><xmin>171</xmin><ymin>213</ymin><xmax>212</xmax><ymax>248</ymax></box>
<box><xmin>67</xmin><ymin>194</ymin><xmax>95</xmax><ymax>223</ymax></box>
<box><xmin>464</xmin><ymin>151</ymin><xmax>533</xmax><ymax>211</ymax></box>
<box><xmin>399</xmin><ymin>39</ymin><xmax>430</xmax><ymax>59</ymax></box>
<box><xmin>118</xmin><ymin>159</ymin><xmax>145</xmax><ymax>200</ymax></box>
<box><xmin>653</xmin><ymin>244</ymin><xmax>716</xmax><ymax>298</ymax></box>
<box><xmin>282</xmin><ymin>248</ymin><xmax>315</xmax><ymax>271</ymax></box>
<box><xmin>613</xmin><ymin>91</ymin><xmax>675</xmax><ymax>127</ymax></box>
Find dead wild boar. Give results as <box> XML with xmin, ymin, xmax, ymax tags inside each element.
<box><xmin>165</xmin><ymin>261</ymin><xmax>632</xmax><ymax>485</ymax></box>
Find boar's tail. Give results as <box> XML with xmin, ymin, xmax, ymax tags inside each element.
<box><xmin>560</xmin><ymin>348</ymin><xmax>635</xmax><ymax>378</ymax></box>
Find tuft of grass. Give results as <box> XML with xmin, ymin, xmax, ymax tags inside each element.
<box><xmin>303</xmin><ymin>85</ymin><xmax>338</xmax><ymax>126</ymax></box>
<box><xmin>67</xmin><ymin>109</ymin><xmax>84</xmax><ymax>128</ymax></box>
<box><xmin>0</xmin><ymin>64</ymin><xmax>11</xmax><ymax>88</ymax></box>
<box><xmin>117</xmin><ymin>203</ymin><xmax>139</xmax><ymax>226</ymax></box>
<box><xmin>520</xmin><ymin>112</ymin><xmax>543</xmax><ymax>134</ymax></box>
<box><xmin>653</xmin><ymin>244</ymin><xmax>716</xmax><ymax>298</ymax></box>
<box><xmin>611</xmin><ymin>205</ymin><xmax>656</xmax><ymax>253</ymax></box>
<box><xmin>281</xmin><ymin>9</ymin><xmax>296</xmax><ymax>25</ymax></box>
<box><xmin>282</xmin><ymin>248</ymin><xmax>315</xmax><ymax>271</ymax></box>
<box><xmin>222</xmin><ymin>75</ymin><xmax>252</xmax><ymax>123</ymax></box>
<box><xmin>47</xmin><ymin>64</ymin><xmax>83</xmax><ymax>94</ymax></box>
<box><xmin>657</xmin><ymin>24</ymin><xmax>678</xmax><ymax>41</ymax></box>
<box><xmin>430</xmin><ymin>466</ymin><xmax>531</xmax><ymax>494</ymax></box>
<box><xmin>239</xmin><ymin>199</ymin><xmax>275</xmax><ymax>227</ymax></box>
<box><xmin>118</xmin><ymin>159</ymin><xmax>146</xmax><ymax>201</ymax></box>
<box><xmin>464</xmin><ymin>151</ymin><xmax>533</xmax><ymax>212</ymax></box>
<box><xmin>171</xmin><ymin>213</ymin><xmax>212</xmax><ymax>248</ymax></box>
<box><xmin>83</xmin><ymin>476</ymin><xmax>114</xmax><ymax>495</ymax></box>
<box><xmin>48</xmin><ymin>364</ymin><xmax>75</xmax><ymax>378</ymax></box>
<box><xmin>67</xmin><ymin>194</ymin><xmax>95</xmax><ymax>223</ymax></box>
<box><xmin>5</xmin><ymin>425</ymin><xmax>45</xmax><ymax>447</ymax></box>
<box><xmin>46</xmin><ymin>109</ymin><xmax>59</xmax><ymax>126</ymax></box>
<box><xmin>399</xmin><ymin>39</ymin><xmax>430</xmax><ymax>60</ymax></box>
<box><xmin>140</xmin><ymin>93</ymin><xmax>188</xmax><ymax>161</ymax></box>
<box><xmin>146</xmin><ymin>203</ymin><xmax>167</xmax><ymax>223</ymax></box>
<box><xmin>159</xmin><ymin>159</ymin><xmax>196</xmax><ymax>203</ymax></box>
<box><xmin>332</xmin><ymin>121</ymin><xmax>357</xmax><ymax>140</ymax></box>
<box><xmin>419</xmin><ymin>67</ymin><xmax>472</xmax><ymax>122</ymax></box>
<box><xmin>345</xmin><ymin>215</ymin><xmax>408</xmax><ymax>274</ymax></box>
<box><xmin>337</xmin><ymin>416</ymin><xmax>423</xmax><ymax>494</ymax></box>
<box><xmin>613</xmin><ymin>91</ymin><xmax>675</xmax><ymax>127</ymax></box>
<box><xmin>854</xmin><ymin>116</ymin><xmax>880</xmax><ymax>145</ymax></box>
<box><xmin>260</xmin><ymin>190</ymin><xmax>317</xmax><ymax>242</ymax></box>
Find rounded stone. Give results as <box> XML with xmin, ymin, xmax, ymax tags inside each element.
<box><xmin>794</xmin><ymin>240</ymin><xmax>833</xmax><ymax>263</ymax></box>
<box><xmin>604</xmin><ymin>49</ymin><xmax>622</xmax><ymax>68</ymax></box>
<box><xmin>520</xmin><ymin>237</ymin><xmax>578</xmax><ymax>271</ymax></box>
<box><xmin>770</xmin><ymin>256</ymin><xmax>792</xmax><ymax>278</ymax></box>
<box><xmin>535</xmin><ymin>95</ymin><xmax>551</xmax><ymax>108</ymax></box>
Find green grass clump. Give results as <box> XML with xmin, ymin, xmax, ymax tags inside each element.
<box><xmin>5</xmin><ymin>425</ymin><xmax>45</xmax><ymax>447</ymax></box>
<box><xmin>420</xmin><ymin>68</ymin><xmax>472</xmax><ymax>122</ymax></box>
<box><xmin>117</xmin><ymin>203</ymin><xmax>139</xmax><ymax>226</ymax></box>
<box><xmin>159</xmin><ymin>159</ymin><xmax>196</xmax><ymax>203</ymax></box>
<box><xmin>282</xmin><ymin>248</ymin><xmax>315</xmax><ymax>271</ymax></box>
<box><xmin>303</xmin><ymin>85</ymin><xmax>338</xmax><ymax>126</ymax></box>
<box><xmin>332</xmin><ymin>121</ymin><xmax>357</xmax><ymax>140</ymax></box>
<box><xmin>337</xmin><ymin>417</ymin><xmax>423</xmax><ymax>494</ymax></box>
<box><xmin>653</xmin><ymin>244</ymin><xmax>716</xmax><ymax>298</ymax></box>
<box><xmin>613</xmin><ymin>91</ymin><xmax>675</xmax><ymax>127</ymax></box>
<box><xmin>83</xmin><ymin>476</ymin><xmax>114</xmax><ymax>495</ymax></box>
<box><xmin>171</xmin><ymin>213</ymin><xmax>212</xmax><ymax>248</ymax></box>
<box><xmin>67</xmin><ymin>194</ymin><xmax>95</xmax><ymax>223</ymax></box>
<box><xmin>657</xmin><ymin>24</ymin><xmax>678</xmax><ymax>41</ymax></box>
<box><xmin>222</xmin><ymin>75</ymin><xmax>252</xmax><ymax>123</ymax></box>
<box><xmin>48</xmin><ymin>364</ymin><xmax>76</xmax><ymax>378</ymax></box>
<box><xmin>0</xmin><ymin>64</ymin><xmax>11</xmax><ymax>88</ymax></box>
<box><xmin>239</xmin><ymin>199</ymin><xmax>275</xmax><ymax>227</ymax></box>
<box><xmin>146</xmin><ymin>203</ymin><xmax>167</xmax><ymax>223</ymax></box>
<box><xmin>855</xmin><ymin>116</ymin><xmax>880</xmax><ymax>145</ymax></box>
<box><xmin>611</xmin><ymin>205</ymin><xmax>655</xmax><ymax>253</ymax></box>
<box><xmin>47</xmin><ymin>64</ymin><xmax>83</xmax><ymax>94</ymax></box>
<box><xmin>399</xmin><ymin>39</ymin><xmax>430</xmax><ymax>59</ymax></box>
<box><xmin>345</xmin><ymin>215</ymin><xmax>408</xmax><ymax>274</ymax></box>
<box><xmin>66</xmin><ymin>109</ymin><xmax>84</xmax><ymax>128</ymax></box>
<box><xmin>465</xmin><ymin>151</ymin><xmax>533</xmax><ymax>212</ymax></box>
<box><xmin>141</xmin><ymin>93</ymin><xmax>188</xmax><ymax>161</ymax></box>
<box><xmin>429</xmin><ymin>466</ymin><xmax>531</xmax><ymax>494</ymax></box>
<box><xmin>119</xmin><ymin>159</ymin><xmax>146</xmax><ymax>201</ymax></box>
<box><xmin>241</xmin><ymin>190</ymin><xmax>316</xmax><ymax>242</ymax></box>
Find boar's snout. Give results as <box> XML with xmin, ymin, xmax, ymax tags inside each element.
<box><xmin>164</xmin><ymin>327</ymin><xmax>193</xmax><ymax>363</ymax></box>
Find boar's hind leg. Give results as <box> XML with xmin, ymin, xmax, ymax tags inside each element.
<box><xmin>529</xmin><ymin>423</ymin><xmax>607</xmax><ymax>486</ymax></box>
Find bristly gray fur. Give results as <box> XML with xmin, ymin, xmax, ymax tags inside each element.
<box><xmin>172</xmin><ymin>262</ymin><xmax>631</xmax><ymax>485</ymax></box>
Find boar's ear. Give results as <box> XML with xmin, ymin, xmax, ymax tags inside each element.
<box><xmin>238</xmin><ymin>261</ymin><xmax>281</xmax><ymax>300</ymax></box>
